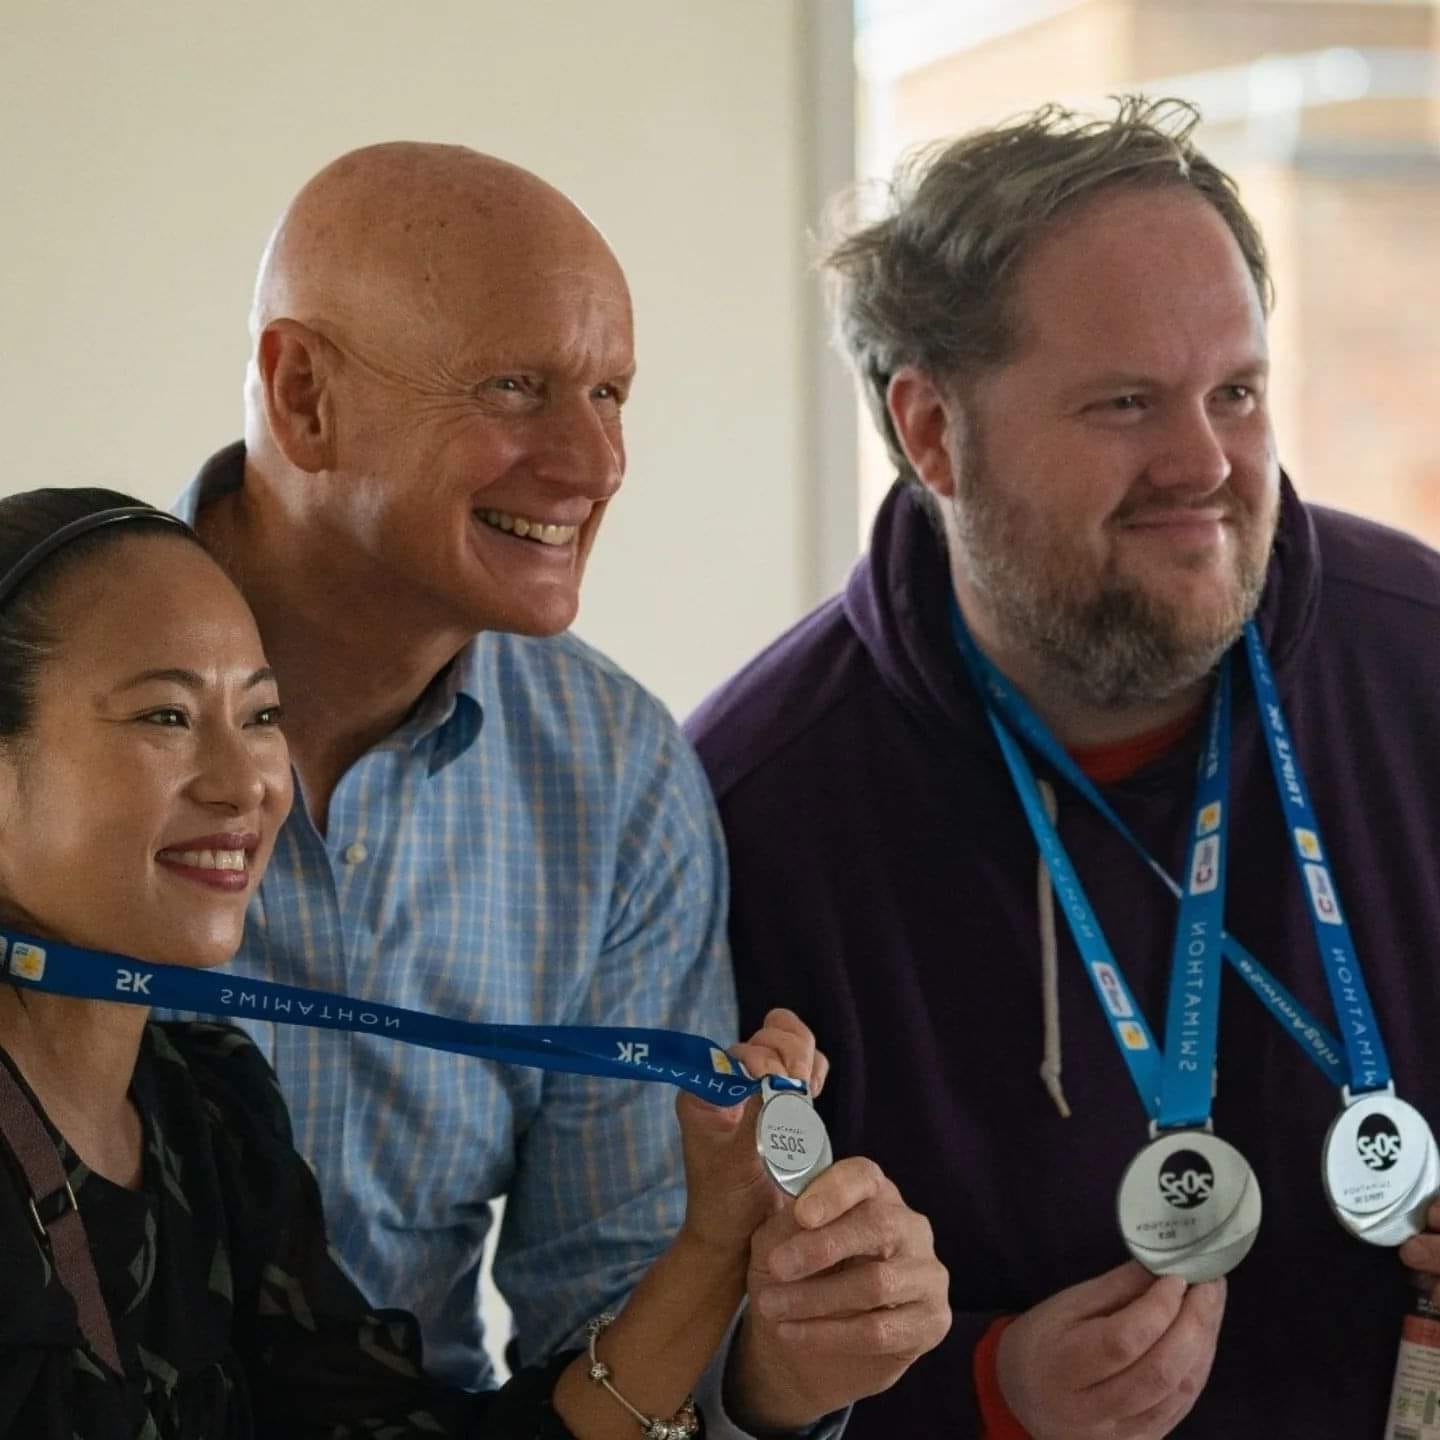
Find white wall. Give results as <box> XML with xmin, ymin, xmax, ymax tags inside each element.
<box><xmin>0</xmin><ymin>0</ymin><xmax>856</xmax><ymax>717</ymax></box>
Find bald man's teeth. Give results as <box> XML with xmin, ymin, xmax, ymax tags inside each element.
<box><xmin>476</xmin><ymin>509</ymin><xmax>577</xmax><ymax>546</ymax></box>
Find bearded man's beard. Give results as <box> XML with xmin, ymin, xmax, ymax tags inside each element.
<box><xmin>950</xmin><ymin>449</ymin><xmax>1277</xmax><ymax>712</ymax></box>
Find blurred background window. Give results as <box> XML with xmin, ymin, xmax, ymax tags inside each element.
<box><xmin>851</xmin><ymin>0</ymin><xmax>1440</xmax><ymax>551</ymax></box>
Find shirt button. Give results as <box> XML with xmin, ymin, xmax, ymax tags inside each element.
<box><xmin>343</xmin><ymin>842</ymin><xmax>369</xmax><ymax>865</ymax></box>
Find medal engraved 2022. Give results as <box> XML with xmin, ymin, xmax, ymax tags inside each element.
<box><xmin>1323</xmin><ymin>1091</ymin><xmax>1440</xmax><ymax>1247</ymax></box>
<box><xmin>756</xmin><ymin>1076</ymin><xmax>834</xmax><ymax>1197</ymax></box>
<box><xmin>1117</xmin><ymin>1130</ymin><xmax>1263</xmax><ymax>1282</ymax></box>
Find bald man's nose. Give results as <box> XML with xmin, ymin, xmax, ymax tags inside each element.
<box><xmin>535</xmin><ymin>399</ymin><xmax>624</xmax><ymax>498</ymax></box>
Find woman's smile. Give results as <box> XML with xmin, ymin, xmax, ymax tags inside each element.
<box><xmin>155</xmin><ymin>830</ymin><xmax>261</xmax><ymax>893</ymax></box>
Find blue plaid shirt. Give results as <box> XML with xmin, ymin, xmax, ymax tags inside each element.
<box><xmin>174</xmin><ymin>445</ymin><xmax>738</xmax><ymax>1390</ymax></box>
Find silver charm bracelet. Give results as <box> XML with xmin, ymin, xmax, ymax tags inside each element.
<box><xmin>585</xmin><ymin>1313</ymin><xmax>700</xmax><ymax>1439</ymax></box>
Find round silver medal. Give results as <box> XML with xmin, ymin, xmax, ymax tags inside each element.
<box><xmin>1321</xmin><ymin>1091</ymin><xmax>1440</xmax><ymax>1246</ymax></box>
<box><xmin>1116</xmin><ymin>1130</ymin><xmax>1262</xmax><ymax>1283</ymax></box>
<box><xmin>756</xmin><ymin>1078</ymin><xmax>833</xmax><ymax>1196</ymax></box>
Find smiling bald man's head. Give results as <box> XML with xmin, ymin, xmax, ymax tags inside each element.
<box><xmin>236</xmin><ymin>141</ymin><xmax>635</xmax><ymax>641</ymax></box>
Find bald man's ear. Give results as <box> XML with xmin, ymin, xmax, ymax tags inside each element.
<box><xmin>888</xmin><ymin>367</ymin><xmax>962</xmax><ymax>501</ymax></box>
<box><xmin>257</xmin><ymin>320</ymin><xmax>336</xmax><ymax>474</ymax></box>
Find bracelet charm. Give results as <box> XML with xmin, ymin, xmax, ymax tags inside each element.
<box><xmin>585</xmin><ymin>1313</ymin><xmax>700</xmax><ymax>1439</ymax></box>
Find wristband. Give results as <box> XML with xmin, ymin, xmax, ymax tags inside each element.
<box><xmin>974</xmin><ymin>1315</ymin><xmax>1029</xmax><ymax>1440</ymax></box>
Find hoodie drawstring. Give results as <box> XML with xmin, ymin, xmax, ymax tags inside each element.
<box><xmin>1036</xmin><ymin>778</ymin><xmax>1072</xmax><ymax>1118</ymax></box>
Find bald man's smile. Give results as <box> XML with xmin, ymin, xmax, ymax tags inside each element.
<box><xmin>474</xmin><ymin>508</ymin><xmax>581</xmax><ymax>548</ymax></box>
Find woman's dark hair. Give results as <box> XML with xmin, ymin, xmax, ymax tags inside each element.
<box><xmin>0</xmin><ymin>488</ymin><xmax>203</xmax><ymax>739</ymax></box>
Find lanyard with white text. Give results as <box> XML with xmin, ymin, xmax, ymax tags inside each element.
<box><xmin>1159</xmin><ymin>658</ymin><xmax>1230</xmax><ymax>1128</ymax></box>
<box><xmin>948</xmin><ymin>598</ymin><xmax>1347</xmax><ymax>1089</ymax></box>
<box><xmin>0</xmin><ymin>929</ymin><xmax>787</xmax><ymax>1107</ymax></box>
<box><xmin>954</xmin><ymin>612</ymin><xmax>1270</xmax><ymax>1277</ymax></box>
<box><xmin>1230</xmin><ymin>636</ymin><xmax>1439</xmax><ymax>1248</ymax></box>
<box><xmin>975</xmin><ymin>641</ymin><xmax>1228</xmax><ymax>1127</ymax></box>
<box><xmin>1242</xmin><ymin>624</ymin><xmax>1390</xmax><ymax>1094</ymax></box>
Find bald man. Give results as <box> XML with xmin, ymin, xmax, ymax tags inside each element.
<box><xmin>173</xmin><ymin>143</ymin><xmax>949</xmax><ymax>1435</ymax></box>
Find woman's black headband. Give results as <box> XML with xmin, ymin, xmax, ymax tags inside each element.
<box><xmin>0</xmin><ymin>507</ymin><xmax>194</xmax><ymax>611</ymax></box>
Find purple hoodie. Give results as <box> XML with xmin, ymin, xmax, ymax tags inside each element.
<box><xmin>688</xmin><ymin>477</ymin><xmax>1440</xmax><ymax>1437</ymax></box>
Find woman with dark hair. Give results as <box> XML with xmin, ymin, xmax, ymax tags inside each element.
<box><xmin>0</xmin><ymin>488</ymin><xmax>827</xmax><ymax>1439</ymax></box>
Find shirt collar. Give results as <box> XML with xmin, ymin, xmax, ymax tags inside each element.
<box><xmin>173</xmin><ymin>440</ymin><xmax>245</xmax><ymax>526</ymax></box>
<box><xmin>406</xmin><ymin>645</ymin><xmax>485</xmax><ymax>774</ymax></box>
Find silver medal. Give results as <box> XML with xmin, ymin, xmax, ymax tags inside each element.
<box><xmin>756</xmin><ymin>1077</ymin><xmax>833</xmax><ymax>1196</ymax></box>
<box><xmin>1116</xmin><ymin>1130</ymin><xmax>1262</xmax><ymax>1282</ymax></box>
<box><xmin>1322</xmin><ymin>1091</ymin><xmax>1439</xmax><ymax>1246</ymax></box>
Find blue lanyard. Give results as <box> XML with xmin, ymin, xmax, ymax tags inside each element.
<box><xmin>0</xmin><ymin>929</ymin><xmax>793</xmax><ymax>1107</ymax></box>
<box><xmin>981</xmin><ymin>656</ymin><xmax>1228</xmax><ymax>1126</ymax></box>
<box><xmin>1158</xmin><ymin>658</ymin><xmax>1231</xmax><ymax>1127</ymax></box>
<box><xmin>985</xmin><ymin>712</ymin><xmax>1163</xmax><ymax>1115</ymax></box>
<box><xmin>950</xmin><ymin>598</ymin><xmax>1352</xmax><ymax>1105</ymax></box>
<box><xmin>1242</xmin><ymin>625</ymin><xmax>1390</xmax><ymax>1093</ymax></box>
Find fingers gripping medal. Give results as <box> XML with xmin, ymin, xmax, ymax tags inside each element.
<box><xmin>1117</xmin><ymin>1130</ymin><xmax>1263</xmax><ymax>1282</ymax></box>
<box><xmin>757</xmin><ymin>1076</ymin><xmax>833</xmax><ymax>1196</ymax></box>
<box><xmin>1322</xmin><ymin>1090</ymin><xmax>1440</xmax><ymax>1246</ymax></box>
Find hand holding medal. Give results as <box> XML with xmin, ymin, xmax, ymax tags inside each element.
<box><xmin>726</xmin><ymin>1013</ymin><xmax>834</xmax><ymax>1197</ymax></box>
<box><xmin>995</xmin><ymin>1261</ymin><xmax>1227</xmax><ymax>1440</ymax></box>
<box><xmin>0</xmin><ymin>925</ymin><xmax>948</xmax><ymax>1434</ymax></box>
<box><xmin>959</xmin><ymin>603</ymin><xmax>1440</xmax><ymax>1274</ymax></box>
<box><xmin>676</xmin><ymin>1009</ymin><xmax>948</xmax><ymax>1431</ymax></box>
<box><xmin>1397</xmin><ymin>1200</ymin><xmax>1440</xmax><ymax>1300</ymax></box>
<box><xmin>756</xmin><ymin>1076</ymin><xmax>833</xmax><ymax>1195</ymax></box>
<box><xmin>672</xmin><ymin>1007</ymin><xmax>832</xmax><ymax>1252</ymax></box>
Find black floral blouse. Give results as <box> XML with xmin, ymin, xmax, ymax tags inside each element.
<box><xmin>0</xmin><ymin>1022</ymin><xmax>578</xmax><ymax>1439</ymax></box>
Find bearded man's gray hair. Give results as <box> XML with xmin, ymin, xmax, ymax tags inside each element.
<box><xmin>824</xmin><ymin>95</ymin><xmax>1274</xmax><ymax>495</ymax></box>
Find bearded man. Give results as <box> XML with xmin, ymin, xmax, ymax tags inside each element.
<box><xmin>687</xmin><ymin>98</ymin><xmax>1440</xmax><ymax>1438</ymax></box>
